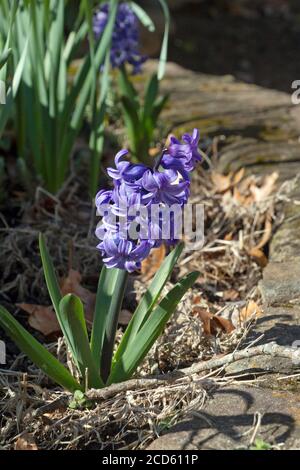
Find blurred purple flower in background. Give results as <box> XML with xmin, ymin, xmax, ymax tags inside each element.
<box><xmin>95</xmin><ymin>129</ymin><xmax>201</xmax><ymax>272</ymax></box>
<box><xmin>93</xmin><ymin>2</ymin><xmax>146</xmax><ymax>73</ymax></box>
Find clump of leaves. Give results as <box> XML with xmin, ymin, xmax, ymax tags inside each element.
<box><xmin>118</xmin><ymin>67</ymin><xmax>169</xmax><ymax>165</ymax></box>
<box><xmin>0</xmin><ymin>235</ymin><xmax>198</xmax><ymax>392</ymax></box>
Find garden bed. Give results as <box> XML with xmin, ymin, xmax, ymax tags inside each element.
<box><xmin>0</xmin><ymin>159</ymin><xmax>280</xmax><ymax>449</ymax></box>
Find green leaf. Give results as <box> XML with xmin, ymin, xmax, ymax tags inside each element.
<box><xmin>143</xmin><ymin>73</ymin><xmax>159</xmax><ymax>122</ymax></box>
<box><xmin>130</xmin><ymin>2</ymin><xmax>155</xmax><ymax>32</ymax></box>
<box><xmin>152</xmin><ymin>93</ymin><xmax>169</xmax><ymax>122</ymax></box>
<box><xmin>0</xmin><ymin>48</ymin><xmax>11</xmax><ymax>69</ymax></box>
<box><xmin>91</xmin><ymin>268</ymin><xmax>128</xmax><ymax>383</ymax></box>
<box><xmin>120</xmin><ymin>95</ymin><xmax>141</xmax><ymax>157</ymax></box>
<box><xmin>0</xmin><ymin>305</ymin><xmax>82</xmax><ymax>392</ymax></box>
<box><xmin>58</xmin><ymin>0</ymin><xmax>119</xmax><ymax>189</ymax></box>
<box><xmin>118</xmin><ymin>65</ymin><xmax>139</xmax><ymax>106</ymax></box>
<box><xmin>157</xmin><ymin>0</ymin><xmax>170</xmax><ymax>80</ymax></box>
<box><xmin>59</xmin><ymin>294</ymin><xmax>104</xmax><ymax>389</ymax></box>
<box><xmin>39</xmin><ymin>233</ymin><xmax>80</xmax><ymax>370</ymax></box>
<box><xmin>12</xmin><ymin>37</ymin><xmax>29</xmax><ymax>98</ymax></box>
<box><xmin>109</xmin><ymin>271</ymin><xmax>199</xmax><ymax>384</ymax></box>
<box><xmin>39</xmin><ymin>233</ymin><xmax>62</xmax><ymax>313</ymax></box>
<box><xmin>112</xmin><ymin>243</ymin><xmax>184</xmax><ymax>367</ymax></box>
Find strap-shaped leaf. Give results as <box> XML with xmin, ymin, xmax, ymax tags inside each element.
<box><xmin>91</xmin><ymin>267</ymin><xmax>128</xmax><ymax>383</ymax></box>
<box><xmin>112</xmin><ymin>243</ymin><xmax>184</xmax><ymax>367</ymax></box>
<box><xmin>39</xmin><ymin>233</ymin><xmax>80</xmax><ymax>370</ymax></box>
<box><xmin>59</xmin><ymin>294</ymin><xmax>104</xmax><ymax>389</ymax></box>
<box><xmin>157</xmin><ymin>0</ymin><xmax>170</xmax><ymax>80</ymax></box>
<box><xmin>143</xmin><ymin>73</ymin><xmax>159</xmax><ymax>123</ymax></box>
<box><xmin>0</xmin><ymin>48</ymin><xmax>11</xmax><ymax>69</ymax></box>
<box><xmin>0</xmin><ymin>305</ymin><xmax>82</xmax><ymax>392</ymax></box>
<box><xmin>109</xmin><ymin>271</ymin><xmax>199</xmax><ymax>384</ymax></box>
<box><xmin>152</xmin><ymin>93</ymin><xmax>169</xmax><ymax>122</ymax></box>
<box><xmin>118</xmin><ymin>65</ymin><xmax>139</xmax><ymax>106</ymax></box>
<box><xmin>130</xmin><ymin>2</ymin><xmax>155</xmax><ymax>32</ymax></box>
<box><xmin>120</xmin><ymin>95</ymin><xmax>141</xmax><ymax>157</ymax></box>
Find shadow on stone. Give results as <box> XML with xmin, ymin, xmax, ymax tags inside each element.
<box><xmin>147</xmin><ymin>386</ymin><xmax>300</xmax><ymax>450</ymax></box>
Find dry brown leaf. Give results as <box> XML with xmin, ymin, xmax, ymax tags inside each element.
<box><xmin>240</xmin><ymin>301</ymin><xmax>263</xmax><ymax>323</ymax></box>
<box><xmin>18</xmin><ymin>268</ymin><xmax>131</xmax><ymax>336</ymax></box>
<box><xmin>60</xmin><ymin>269</ymin><xmax>96</xmax><ymax>323</ymax></box>
<box><xmin>211</xmin><ymin>171</ymin><xmax>233</xmax><ymax>193</ymax></box>
<box><xmin>141</xmin><ymin>244</ymin><xmax>166</xmax><ymax>282</ymax></box>
<box><xmin>232</xmin><ymin>186</ymin><xmax>253</xmax><ymax>206</ymax></box>
<box><xmin>17</xmin><ymin>303</ymin><xmax>59</xmax><ymax>337</ymax></box>
<box><xmin>193</xmin><ymin>307</ymin><xmax>235</xmax><ymax>336</ymax></box>
<box><xmin>233</xmin><ymin>167</ymin><xmax>245</xmax><ymax>185</ymax></box>
<box><xmin>250</xmin><ymin>172</ymin><xmax>279</xmax><ymax>203</ymax></box>
<box><xmin>224</xmin><ymin>232</ymin><xmax>234</xmax><ymax>241</ymax></box>
<box><xmin>193</xmin><ymin>308</ymin><xmax>212</xmax><ymax>335</ymax></box>
<box><xmin>248</xmin><ymin>212</ymin><xmax>272</xmax><ymax>267</ymax></box>
<box><xmin>15</xmin><ymin>433</ymin><xmax>38</xmax><ymax>451</ymax></box>
<box><xmin>248</xmin><ymin>247</ymin><xmax>268</xmax><ymax>268</ymax></box>
<box><xmin>212</xmin><ymin>168</ymin><xmax>245</xmax><ymax>194</ymax></box>
<box><xmin>211</xmin><ymin>316</ymin><xmax>236</xmax><ymax>335</ymax></box>
<box><xmin>254</xmin><ymin>214</ymin><xmax>273</xmax><ymax>250</ymax></box>
<box><xmin>192</xmin><ymin>295</ymin><xmax>202</xmax><ymax>305</ymax></box>
<box><xmin>19</xmin><ymin>269</ymin><xmax>96</xmax><ymax>336</ymax></box>
<box><xmin>222</xmin><ymin>289</ymin><xmax>240</xmax><ymax>301</ymax></box>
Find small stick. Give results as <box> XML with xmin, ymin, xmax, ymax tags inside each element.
<box><xmin>33</xmin><ymin>342</ymin><xmax>300</xmax><ymax>413</ymax></box>
<box><xmin>86</xmin><ymin>342</ymin><xmax>300</xmax><ymax>401</ymax></box>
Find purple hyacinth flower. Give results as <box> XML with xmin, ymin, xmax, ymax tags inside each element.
<box><xmin>98</xmin><ymin>235</ymin><xmax>152</xmax><ymax>272</ymax></box>
<box><xmin>162</xmin><ymin>129</ymin><xmax>202</xmax><ymax>176</ymax></box>
<box><xmin>95</xmin><ymin>130</ymin><xmax>201</xmax><ymax>273</ymax></box>
<box><xmin>141</xmin><ymin>170</ymin><xmax>190</xmax><ymax>206</ymax></box>
<box><xmin>93</xmin><ymin>3</ymin><xmax>146</xmax><ymax>74</ymax></box>
<box><xmin>107</xmin><ymin>149</ymin><xmax>148</xmax><ymax>183</ymax></box>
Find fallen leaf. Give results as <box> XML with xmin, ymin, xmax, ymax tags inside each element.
<box><xmin>232</xmin><ymin>186</ymin><xmax>253</xmax><ymax>206</ymax></box>
<box><xmin>212</xmin><ymin>168</ymin><xmax>245</xmax><ymax>194</ymax></box>
<box><xmin>17</xmin><ymin>303</ymin><xmax>59</xmax><ymax>337</ymax></box>
<box><xmin>141</xmin><ymin>244</ymin><xmax>166</xmax><ymax>282</ymax></box>
<box><xmin>15</xmin><ymin>433</ymin><xmax>38</xmax><ymax>451</ymax></box>
<box><xmin>224</xmin><ymin>232</ymin><xmax>233</xmax><ymax>241</ymax></box>
<box><xmin>233</xmin><ymin>167</ymin><xmax>245</xmax><ymax>185</ymax></box>
<box><xmin>60</xmin><ymin>269</ymin><xmax>96</xmax><ymax>323</ymax></box>
<box><xmin>211</xmin><ymin>316</ymin><xmax>236</xmax><ymax>335</ymax></box>
<box><xmin>193</xmin><ymin>308</ymin><xmax>212</xmax><ymax>335</ymax></box>
<box><xmin>211</xmin><ymin>171</ymin><xmax>233</xmax><ymax>193</ymax></box>
<box><xmin>248</xmin><ymin>247</ymin><xmax>268</xmax><ymax>268</ymax></box>
<box><xmin>240</xmin><ymin>301</ymin><xmax>263</xmax><ymax>323</ymax></box>
<box><xmin>252</xmin><ymin>213</ymin><xmax>273</xmax><ymax>251</ymax></box>
<box><xmin>192</xmin><ymin>295</ymin><xmax>202</xmax><ymax>305</ymax></box>
<box><xmin>248</xmin><ymin>212</ymin><xmax>272</xmax><ymax>267</ymax></box>
<box><xmin>18</xmin><ymin>269</ymin><xmax>131</xmax><ymax>336</ymax></box>
<box><xmin>250</xmin><ymin>172</ymin><xmax>278</xmax><ymax>203</ymax></box>
<box><xmin>223</xmin><ymin>289</ymin><xmax>240</xmax><ymax>301</ymax></box>
<box><xmin>193</xmin><ymin>307</ymin><xmax>235</xmax><ymax>336</ymax></box>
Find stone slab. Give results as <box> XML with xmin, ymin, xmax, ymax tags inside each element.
<box><xmin>147</xmin><ymin>385</ymin><xmax>300</xmax><ymax>450</ymax></box>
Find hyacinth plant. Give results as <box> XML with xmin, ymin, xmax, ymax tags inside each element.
<box><xmin>0</xmin><ymin>129</ymin><xmax>200</xmax><ymax>393</ymax></box>
<box><xmin>0</xmin><ymin>0</ymin><xmax>120</xmax><ymax>194</ymax></box>
<box><xmin>93</xmin><ymin>1</ymin><xmax>170</xmax><ymax>168</ymax></box>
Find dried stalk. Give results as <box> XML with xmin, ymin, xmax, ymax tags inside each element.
<box><xmin>86</xmin><ymin>342</ymin><xmax>300</xmax><ymax>401</ymax></box>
